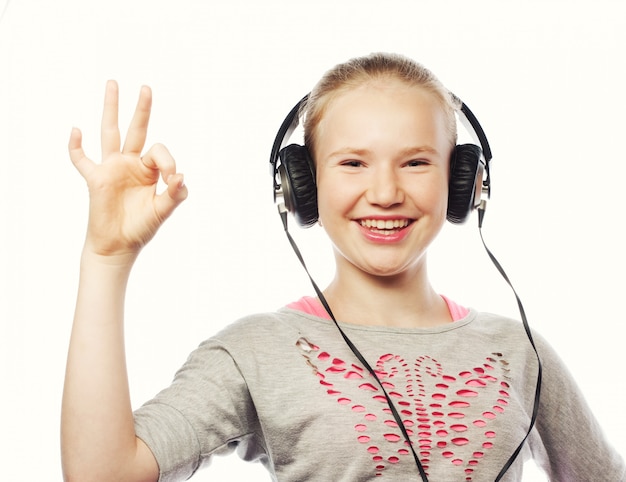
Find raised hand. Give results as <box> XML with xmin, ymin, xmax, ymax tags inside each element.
<box><xmin>69</xmin><ymin>80</ymin><xmax>188</xmax><ymax>257</ymax></box>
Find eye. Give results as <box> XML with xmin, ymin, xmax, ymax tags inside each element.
<box><xmin>405</xmin><ymin>159</ymin><xmax>428</xmax><ymax>167</ymax></box>
<box><xmin>341</xmin><ymin>160</ymin><xmax>364</xmax><ymax>168</ymax></box>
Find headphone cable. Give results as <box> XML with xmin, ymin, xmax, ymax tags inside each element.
<box><xmin>477</xmin><ymin>203</ymin><xmax>543</xmax><ymax>480</ymax></box>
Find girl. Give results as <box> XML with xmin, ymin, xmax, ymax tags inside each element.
<box><xmin>61</xmin><ymin>53</ymin><xmax>625</xmax><ymax>481</ymax></box>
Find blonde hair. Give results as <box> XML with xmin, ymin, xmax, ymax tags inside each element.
<box><xmin>302</xmin><ymin>52</ymin><xmax>461</xmax><ymax>159</ymax></box>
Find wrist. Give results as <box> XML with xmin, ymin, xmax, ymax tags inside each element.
<box><xmin>80</xmin><ymin>246</ymin><xmax>139</xmax><ymax>273</ymax></box>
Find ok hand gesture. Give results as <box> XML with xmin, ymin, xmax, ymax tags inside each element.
<box><xmin>69</xmin><ymin>80</ymin><xmax>188</xmax><ymax>258</ymax></box>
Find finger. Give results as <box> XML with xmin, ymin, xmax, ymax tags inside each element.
<box><xmin>68</xmin><ymin>127</ymin><xmax>95</xmax><ymax>178</ymax></box>
<box><xmin>101</xmin><ymin>80</ymin><xmax>121</xmax><ymax>158</ymax></box>
<box><xmin>122</xmin><ymin>85</ymin><xmax>152</xmax><ymax>155</ymax></box>
<box><xmin>140</xmin><ymin>143</ymin><xmax>176</xmax><ymax>182</ymax></box>
<box><xmin>154</xmin><ymin>173</ymin><xmax>188</xmax><ymax>221</ymax></box>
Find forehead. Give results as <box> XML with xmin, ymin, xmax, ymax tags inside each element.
<box><xmin>314</xmin><ymin>80</ymin><xmax>450</xmax><ymax>157</ymax></box>
<box><xmin>327</xmin><ymin>78</ymin><xmax>439</xmax><ymax>111</ymax></box>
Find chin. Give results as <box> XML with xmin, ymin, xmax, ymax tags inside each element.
<box><xmin>360</xmin><ymin>257</ymin><xmax>427</xmax><ymax>280</ymax></box>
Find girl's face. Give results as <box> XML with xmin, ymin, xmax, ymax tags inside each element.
<box><xmin>314</xmin><ymin>79</ymin><xmax>452</xmax><ymax>280</ymax></box>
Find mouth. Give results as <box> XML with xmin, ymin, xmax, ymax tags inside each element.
<box><xmin>358</xmin><ymin>218</ymin><xmax>413</xmax><ymax>236</ymax></box>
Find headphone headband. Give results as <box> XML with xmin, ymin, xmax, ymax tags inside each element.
<box><xmin>270</xmin><ymin>95</ymin><xmax>308</xmax><ymax>188</ymax></box>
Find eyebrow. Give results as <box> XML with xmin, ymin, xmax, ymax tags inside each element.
<box><xmin>327</xmin><ymin>145</ymin><xmax>441</xmax><ymax>159</ymax></box>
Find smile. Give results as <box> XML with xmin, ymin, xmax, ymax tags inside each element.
<box><xmin>359</xmin><ymin>218</ymin><xmax>412</xmax><ymax>235</ymax></box>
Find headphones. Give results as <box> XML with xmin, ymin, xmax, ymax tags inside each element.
<box><xmin>270</xmin><ymin>93</ymin><xmax>492</xmax><ymax>227</ymax></box>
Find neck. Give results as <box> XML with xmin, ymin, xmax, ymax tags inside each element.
<box><xmin>322</xmin><ymin>258</ymin><xmax>452</xmax><ymax>329</ymax></box>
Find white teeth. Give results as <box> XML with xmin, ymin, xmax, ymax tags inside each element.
<box><xmin>360</xmin><ymin>219</ymin><xmax>410</xmax><ymax>231</ymax></box>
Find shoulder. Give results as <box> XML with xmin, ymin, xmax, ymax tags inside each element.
<box><xmin>470</xmin><ymin>310</ymin><xmax>526</xmax><ymax>330</ymax></box>
<box><xmin>200</xmin><ymin>307</ymin><xmax>338</xmax><ymax>357</ymax></box>
<box><xmin>470</xmin><ymin>310</ymin><xmax>551</xmax><ymax>347</ymax></box>
<box><xmin>213</xmin><ymin>308</ymin><xmax>327</xmax><ymax>339</ymax></box>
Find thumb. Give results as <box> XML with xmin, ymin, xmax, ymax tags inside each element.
<box><xmin>154</xmin><ymin>173</ymin><xmax>188</xmax><ymax>220</ymax></box>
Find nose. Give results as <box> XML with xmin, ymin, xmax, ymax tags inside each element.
<box><xmin>365</xmin><ymin>164</ymin><xmax>404</xmax><ymax>208</ymax></box>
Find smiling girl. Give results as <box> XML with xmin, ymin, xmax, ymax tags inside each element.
<box><xmin>61</xmin><ymin>53</ymin><xmax>625</xmax><ymax>481</ymax></box>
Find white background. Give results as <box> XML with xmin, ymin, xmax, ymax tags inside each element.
<box><xmin>0</xmin><ymin>0</ymin><xmax>624</xmax><ymax>480</ymax></box>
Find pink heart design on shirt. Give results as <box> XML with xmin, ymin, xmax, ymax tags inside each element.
<box><xmin>297</xmin><ymin>338</ymin><xmax>512</xmax><ymax>480</ymax></box>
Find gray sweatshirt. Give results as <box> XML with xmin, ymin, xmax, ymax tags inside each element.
<box><xmin>134</xmin><ymin>308</ymin><xmax>625</xmax><ymax>481</ymax></box>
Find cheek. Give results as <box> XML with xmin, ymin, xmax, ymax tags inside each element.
<box><xmin>316</xmin><ymin>177</ymin><xmax>344</xmax><ymax>220</ymax></box>
<box><xmin>316</xmin><ymin>172</ymin><xmax>362</xmax><ymax>224</ymax></box>
<box><xmin>418</xmin><ymin>174</ymin><xmax>450</xmax><ymax>219</ymax></box>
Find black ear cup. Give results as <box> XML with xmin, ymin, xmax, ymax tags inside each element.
<box><xmin>278</xmin><ymin>144</ymin><xmax>318</xmax><ymax>228</ymax></box>
<box><xmin>447</xmin><ymin>144</ymin><xmax>483</xmax><ymax>224</ymax></box>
